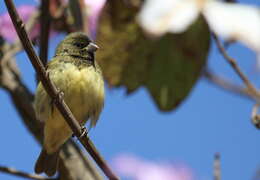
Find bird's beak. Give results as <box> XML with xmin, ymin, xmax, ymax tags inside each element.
<box><xmin>86</xmin><ymin>42</ymin><xmax>99</xmax><ymax>53</ymax></box>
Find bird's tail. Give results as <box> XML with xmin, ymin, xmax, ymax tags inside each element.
<box><xmin>34</xmin><ymin>149</ymin><xmax>60</xmax><ymax>177</ymax></box>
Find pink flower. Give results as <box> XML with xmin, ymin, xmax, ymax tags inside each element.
<box><xmin>83</xmin><ymin>0</ymin><xmax>106</xmax><ymax>39</ymax></box>
<box><xmin>0</xmin><ymin>5</ymin><xmax>38</xmax><ymax>42</ymax></box>
<box><xmin>112</xmin><ymin>154</ymin><xmax>193</xmax><ymax>180</ymax></box>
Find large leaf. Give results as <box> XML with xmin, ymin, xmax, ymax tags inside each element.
<box><xmin>96</xmin><ymin>1</ymin><xmax>210</xmax><ymax>112</ymax></box>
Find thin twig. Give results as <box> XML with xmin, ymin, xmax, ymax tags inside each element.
<box><xmin>4</xmin><ymin>1</ymin><xmax>119</xmax><ymax>180</ymax></box>
<box><xmin>213</xmin><ymin>153</ymin><xmax>221</xmax><ymax>180</ymax></box>
<box><xmin>212</xmin><ymin>33</ymin><xmax>260</xmax><ymax>101</ymax></box>
<box><xmin>0</xmin><ymin>5</ymin><xmax>102</xmax><ymax>180</ymax></box>
<box><xmin>251</xmin><ymin>104</ymin><xmax>260</xmax><ymax>129</ymax></box>
<box><xmin>203</xmin><ymin>69</ymin><xmax>252</xmax><ymax>99</ymax></box>
<box><xmin>0</xmin><ymin>165</ymin><xmax>55</xmax><ymax>180</ymax></box>
<box><xmin>39</xmin><ymin>0</ymin><xmax>50</xmax><ymax>66</ymax></box>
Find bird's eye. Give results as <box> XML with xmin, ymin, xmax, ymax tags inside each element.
<box><xmin>74</xmin><ymin>42</ymin><xmax>85</xmax><ymax>48</ymax></box>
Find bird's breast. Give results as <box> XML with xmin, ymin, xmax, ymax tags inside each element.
<box><xmin>49</xmin><ymin>61</ymin><xmax>104</xmax><ymax>126</ymax></box>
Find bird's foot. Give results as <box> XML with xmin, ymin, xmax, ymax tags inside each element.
<box><xmin>79</xmin><ymin>126</ymin><xmax>88</xmax><ymax>139</ymax></box>
<box><xmin>72</xmin><ymin>126</ymin><xmax>88</xmax><ymax>138</ymax></box>
<box><xmin>54</xmin><ymin>88</ymin><xmax>64</xmax><ymax>103</ymax></box>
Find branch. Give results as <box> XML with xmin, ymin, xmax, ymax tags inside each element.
<box><xmin>0</xmin><ymin>55</ymin><xmax>102</xmax><ymax>180</ymax></box>
<box><xmin>203</xmin><ymin>69</ymin><xmax>252</xmax><ymax>100</ymax></box>
<box><xmin>212</xmin><ymin>33</ymin><xmax>260</xmax><ymax>101</ymax></box>
<box><xmin>0</xmin><ymin>165</ymin><xmax>55</xmax><ymax>180</ymax></box>
<box><xmin>4</xmin><ymin>1</ymin><xmax>119</xmax><ymax>179</ymax></box>
<box><xmin>59</xmin><ymin>140</ymin><xmax>103</xmax><ymax>180</ymax></box>
<box><xmin>213</xmin><ymin>153</ymin><xmax>221</xmax><ymax>180</ymax></box>
<box><xmin>0</xmin><ymin>5</ymin><xmax>102</xmax><ymax>180</ymax></box>
<box><xmin>39</xmin><ymin>0</ymin><xmax>50</xmax><ymax>66</ymax></box>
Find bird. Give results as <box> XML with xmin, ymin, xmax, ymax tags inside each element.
<box><xmin>34</xmin><ymin>32</ymin><xmax>105</xmax><ymax>176</ymax></box>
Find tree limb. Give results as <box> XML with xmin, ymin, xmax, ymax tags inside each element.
<box><xmin>39</xmin><ymin>0</ymin><xmax>50</xmax><ymax>66</ymax></box>
<box><xmin>0</xmin><ymin>46</ymin><xmax>102</xmax><ymax>180</ymax></box>
<box><xmin>0</xmin><ymin>165</ymin><xmax>55</xmax><ymax>180</ymax></box>
<box><xmin>0</xmin><ymin>4</ymin><xmax>102</xmax><ymax>180</ymax></box>
<box><xmin>203</xmin><ymin>69</ymin><xmax>252</xmax><ymax>100</ymax></box>
<box><xmin>212</xmin><ymin>33</ymin><xmax>260</xmax><ymax>102</ymax></box>
<box><xmin>3</xmin><ymin>0</ymin><xmax>119</xmax><ymax>179</ymax></box>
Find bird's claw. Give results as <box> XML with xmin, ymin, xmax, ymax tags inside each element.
<box><xmin>79</xmin><ymin>126</ymin><xmax>87</xmax><ymax>139</ymax></box>
<box><xmin>55</xmin><ymin>88</ymin><xmax>64</xmax><ymax>102</ymax></box>
<box><xmin>72</xmin><ymin>126</ymin><xmax>88</xmax><ymax>139</ymax></box>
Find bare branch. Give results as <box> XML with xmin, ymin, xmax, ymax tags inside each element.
<box><xmin>3</xmin><ymin>1</ymin><xmax>119</xmax><ymax>179</ymax></box>
<box><xmin>60</xmin><ymin>141</ymin><xmax>103</xmax><ymax>180</ymax></box>
<box><xmin>0</xmin><ymin>165</ymin><xmax>55</xmax><ymax>180</ymax></box>
<box><xmin>203</xmin><ymin>69</ymin><xmax>252</xmax><ymax>100</ymax></box>
<box><xmin>213</xmin><ymin>153</ymin><xmax>221</xmax><ymax>180</ymax></box>
<box><xmin>212</xmin><ymin>33</ymin><xmax>260</xmax><ymax>101</ymax></box>
<box><xmin>0</xmin><ymin>54</ymin><xmax>102</xmax><ymax>180</ymax></box>
<box><xmin>0</xmin><ymin>4</ymin><xmax>102</xmax><ymax>180</ymax></box>
<box><xmin>39</xmin><ymin>0</ymin><xmax>51</xmax><ymax>66</ymax></box>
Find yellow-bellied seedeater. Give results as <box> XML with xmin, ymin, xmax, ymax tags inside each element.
<box><xmin>34</xmin><ymin>32</ymin><xmax>105</xmax><ymax>176</ymax></box>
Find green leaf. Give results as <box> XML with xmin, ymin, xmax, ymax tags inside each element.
<box><xmin>96</xmin><ymin>1</ymin><xmax>210</xmax><ymax>112</ymax></box>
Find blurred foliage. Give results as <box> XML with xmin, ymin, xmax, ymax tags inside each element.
<box><xmin>96</xmin><ymin>1</ymin><xmax>210</xmax><ymax>112</ymax></box>
<box><xmin>0</xmin><ymin>0</ymin><xmax>210</xmax><ymax>112</ymax></box>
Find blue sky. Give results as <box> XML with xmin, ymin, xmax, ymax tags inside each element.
<box><xmin>1</xmin><ymin>0</ymin><xmax>260</xmax><ymax>180</ymax></box>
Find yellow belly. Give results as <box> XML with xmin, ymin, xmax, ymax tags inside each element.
<box><xmin>34</xmin><ymin>62</ymin><xmax>104</xmax><ymax>153</ymax></box>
